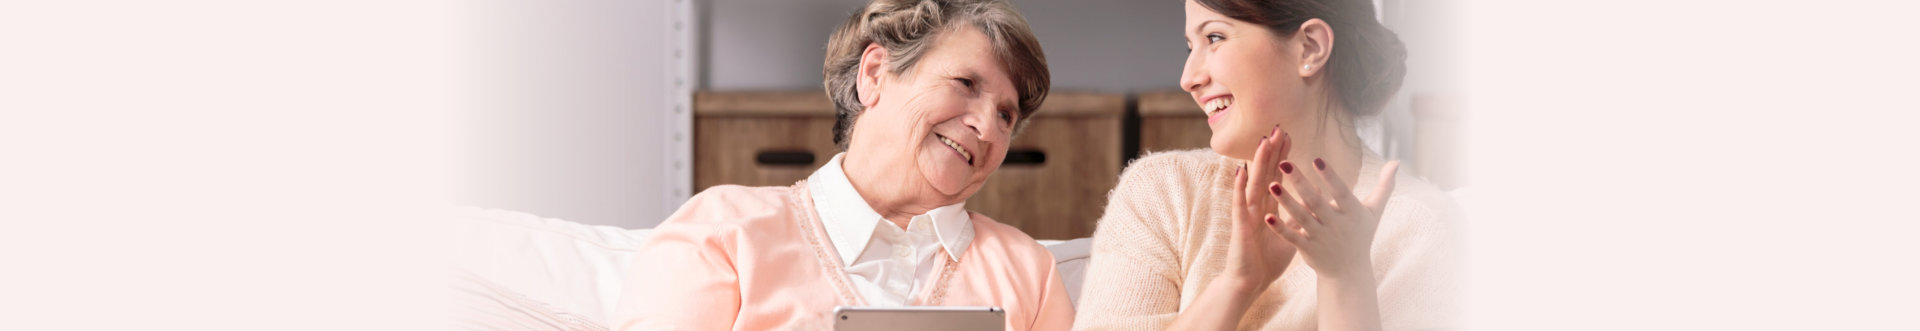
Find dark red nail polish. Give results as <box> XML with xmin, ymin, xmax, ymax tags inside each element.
<box><xmin>1313</xmin><ymin>158</ymin><xmax>1325</xmax><ymax>170</ymax></box>
<box><xmin>1265</xmin><ymin>215</ymin><xmax>1276</xmax><ymax>225</ymax></box>
<box><xmin>1280</xmin><ymin>161</ymin><xmax>1294</xmax><ymax>174</ymax></box>
<box><xmin>1269</xmin><ymin>183</ymin><xmax>1282</xmax><ymax>196</ymax></box>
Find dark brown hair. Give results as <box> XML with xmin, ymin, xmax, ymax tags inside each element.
<box><xmin>822</xmin><ymin>0</ymin><xmax>1050</xmax><ymax>151</ymax></box>
<box><xmin>1197</xmin><ymin>0</ymin><xmax>1406</xmax><ymax>117</ymax></box>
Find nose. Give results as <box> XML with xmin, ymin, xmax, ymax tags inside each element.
<box><xmin>1180</xmin><ymin>50</ymin><xmax>1208</xmax><ymax>93</ymax></box>
<box><xmin>962</xmin><ymin>101</ymin><xmax>1000</xmax><ymax>141</ymax></box>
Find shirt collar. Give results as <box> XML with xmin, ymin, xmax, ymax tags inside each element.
<box><xmin>809</xmin><ymin>153</ymin><xmax>974</xmax><ymax>266</ymax></box>
<box><xmin>925</xmin><ymin>203</ymin><xmax>974</xmax><ymax>260</ymax></box>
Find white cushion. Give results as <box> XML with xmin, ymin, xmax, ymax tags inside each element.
<box><xmin>1041</xmin><ymin>238</ymin><xmax>1093</xmax><ymax>307</ymax></box>
<box><xmin>451</xmin><ymin>207</ymin><xmax>649</xmax><ymax>325</ymax></box>
<box><xmin>453</xmin><ymin>207</ymin><xmax>1094</xmax><ymax>328</ymax></box>
<box><xmin>452</xmin><ymin>270</ymin><xmax>609</xmax><ymax>331</ymax></box>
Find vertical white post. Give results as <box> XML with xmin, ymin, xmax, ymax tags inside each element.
<box><xmin>666</xmin><ymin>0</ymin><xmax>700</xmax><ymax>212</ymax></box>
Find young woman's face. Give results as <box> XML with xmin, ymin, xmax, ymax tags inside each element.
<box><xmin>851</xmin><ymin>26</ymin><xmax>1021</xmax><ymax>202</ymax></box>
<box><xmin>1181</xmin><ymin>0</ymin><xmax>1310</xmax><ymax>160</ymax></box>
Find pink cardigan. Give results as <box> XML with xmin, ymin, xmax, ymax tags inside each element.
<box><xmin>613</xmin><ymin>181</ymin><xmax>1075</xmax><ymax>331</ymax></box>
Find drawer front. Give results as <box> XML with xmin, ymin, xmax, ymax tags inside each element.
<box><xmin>967</xmin><ymin>115</ymin><xmax>1121</xmax><ymax>240</ymax></box>
<box><xmin>1140</xmin><ymin>116</ymin><xmax>1211</xmax><ymax>154</ymax></box>
<box><xmin>692</xmin><ymin>115</ymin><xmax>840</xmax><ymax>193</ymax></box>
<box><xmin>1137</xmin><ymin>90</ymin><xmax>1213</xmax><ymax>154</ymax></box>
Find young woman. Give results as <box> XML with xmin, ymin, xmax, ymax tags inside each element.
<box><xmin>1072</xmin><ymin>0</ymin><xmax>1460</xmax><ymax>330</ymax></box>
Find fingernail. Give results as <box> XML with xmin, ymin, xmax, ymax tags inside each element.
<box><xmin>1279</xmin><ymin>161</ymin><xmax>1294</xmax><ymax>174</ymax></box>
<box><xmin>1265</xmin><ymin>215</ymin><xmax>1276</xmax><ymax>225</ymax></box>
<box><xmin>1269</xmin><ymin>183</ymin><xmax>1283</xmax><ymax>196</ymax></box>
<box><xmin>1313</xmin><ymin>158</ymin><xmax>1325</xmax><ymax>170</ymax></box>
<box><xmin>1233</xmin><ymin>166</ymin><xmax>1242</xmax><ymax>176</ymax></box>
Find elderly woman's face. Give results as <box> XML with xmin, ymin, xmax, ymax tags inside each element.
<box><xmin>851</xmin><ymin>26</ymin><xmax>1021</xmax><ymax>201</ymax></box>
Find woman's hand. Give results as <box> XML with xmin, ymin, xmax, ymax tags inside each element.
<box><xmin>1269</xmin><ymin>157</ymin><xmax>1398</xmax><ymax>278</ymax></box>
<box><xmin>1169</xmin><ymin>127</ymin><xmax>1301</xmax><ymax>330</ymax></box>
<box><xmin>1269</xmin><ymin>157</ymin><xmax>1398</xmax><ymax>331</ymax></box>
<box><xmin>1223</xmin><ymin>126</ymin><xmax>1298</xmax><ymax>292</ymax></box>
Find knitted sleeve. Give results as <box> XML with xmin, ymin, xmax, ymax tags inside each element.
<box><xmin>1370</xmin><ymin>184</ymin><xmax>1465</xmax><ymax>331</ymax></box>
<box><xmin>1072</xmin><ymin>153</ymin><xmax>1212</xmax><ymax>330</ymax></box>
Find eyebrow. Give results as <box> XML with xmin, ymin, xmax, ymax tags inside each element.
<box><xmin>998</xmin><ymin>96</ymin><xmax>1018</xmax><ymax>119</ymax></box>
<box><xmin>1192</xmin><ymin>20</ymin><xmax>1226</xmax><ymax>37</ymax></box>
<box><xmin>963</xmin><ymin>70</ymin><xmax>1019</xmax><ymax>117</ymax></box>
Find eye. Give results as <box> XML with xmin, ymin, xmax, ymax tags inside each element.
<box><xmin>998</xmin><ymin>109</ymin><xmax>1014</xmax><ymax>124</ymax></box>
<box><xmin>1206</xmin><ymin>33</ymin><xmax>1225</xmax><ymax>44</ymax></box>
<box><xmin>955</xmin><ymin>77</ymin><xmax>975</xmax><ymax>90</ymax></box>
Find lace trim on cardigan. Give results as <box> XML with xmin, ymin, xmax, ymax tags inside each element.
<box><xmin>790</xmin><ymin>180</ymin><xmax>962</xmax><ymax>307</ymax></box>
<box><xmin>790</xmin><ymin>181</ymin><xmax>865</xmax><ymax>307</ymax></box>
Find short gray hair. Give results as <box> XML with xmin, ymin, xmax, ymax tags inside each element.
<box><xmin>821</xmin><ymin>0</ymin><xmax>1051</xmax><ymax>151</ymax></box>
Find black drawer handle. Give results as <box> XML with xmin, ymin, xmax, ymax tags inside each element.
<box><xmin>1003</xmin><ymin>149</ymin><xmax>1046</xmax><ymax>166</ymax></box>
<box><xmin>755</xmin><ymin>150</ymin><xmax>817</xmax><ymax>166</ymax></box>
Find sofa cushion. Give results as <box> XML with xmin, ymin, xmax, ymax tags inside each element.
<box><xmin>454</xmin><ymin>207</ymin><xmax>1092</xmax><ymax>328</ymax></box>
<box><xmin>1040</xmin><ymin>238</ymin><xmax>1093</xmax><ymax>307</ymax></box>
<box><xmin>452</xmin><ymin>207</ymin><xmax>649</xmax><ymax>325</ymax></box>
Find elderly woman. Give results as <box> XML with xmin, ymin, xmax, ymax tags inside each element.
<box><xmin>611</xmin><ymin>0</ymin><xmax>1071</xmax><ymax>330</ymax></box>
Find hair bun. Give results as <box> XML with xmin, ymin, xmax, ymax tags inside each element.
<box><xmin>1332</xmin><ymin>21</ymin><xmax>1406</xmax><ymax>117</ymax></box>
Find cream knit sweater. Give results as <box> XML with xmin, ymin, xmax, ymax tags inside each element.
<box><xmin>1073</xmin><ymin>150</ymin><xmax>1462</xmax><ymax>331</ymax></box>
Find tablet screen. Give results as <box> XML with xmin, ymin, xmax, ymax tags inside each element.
<box><xmin>833</xmin><ymin>306</ymin><xmax>1005</xmax><ymax>331</ymax></box>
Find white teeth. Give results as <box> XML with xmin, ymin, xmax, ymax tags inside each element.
<box><xmin>1203</xmin><ymin>97</ymin><xmax>1234</xmax><ymax>116</ymax></box>
<box><xmin>937</xmin><ymin>135</ymin><xmax>972</xmax><ymax>164</ymax></box>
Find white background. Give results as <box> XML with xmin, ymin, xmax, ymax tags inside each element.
<box><xmin>1459</xmin><ymin>0</ymin><xmax>1920</xmax><ymax>328</ymax></box>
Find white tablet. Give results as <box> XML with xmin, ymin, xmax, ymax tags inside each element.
<box><xmin>832</xmin><ymin>306</ymin><xmax>1005</xmax><ymax>331</ymax></box>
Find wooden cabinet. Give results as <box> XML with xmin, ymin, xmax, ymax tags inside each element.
<box><xmin>693</xmin><ymin>91</ymin><xmax>1124</xmax><ymax>240</ymax></box>
<box><xmin>692</xmin><ymin>91</ymin><xmax>841</xmax><ymax>192</ymax></box>
<box><xmin>1136</xmin><ymin>90</ymin><xmax>1213</xmax><ymax>154</ymax></box>
<box><xmin>963</xmin><ymin>93</ymin><xmax>1123</xmax><ymax>240</ymax></box>
<box><xmin>691</xmin><ymin>90</ymin><xmax>1468</xmax><ymax>238</ymax></box>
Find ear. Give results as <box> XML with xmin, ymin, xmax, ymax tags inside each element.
<box><xmin>1295</xmin><ymin>18</ymin><xmax>1333</xmax><ymax>78</ymax></box>
<box><xmin>855</xmin><ymin>43</ymin><xmax>891</xmax><ymax>108</ymax></box>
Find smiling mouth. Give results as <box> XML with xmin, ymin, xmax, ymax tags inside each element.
<box><xmin>1202</xmin><ymin>96</ymin><xmax>1234</xmax><ymax>117</ymax></box>
<box><xmin>935</xmin><ymin>134</ymin><xmax>974</xmax><ymax>165</ymax></box>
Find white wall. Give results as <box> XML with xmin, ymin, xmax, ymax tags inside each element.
<box><xmin>705</xmin><ymin>0</ymin><xmax>868</xmax><ymax>90</ymax></box>
<box><xmin>704</xmin><ymin>0</ymin><xmax>1186</xmax><ymax>92</ymax></box>
<box><xmin>453</xmin><ymin>0</ymin><xmax>693</xmax><ymax>229</ymax></box>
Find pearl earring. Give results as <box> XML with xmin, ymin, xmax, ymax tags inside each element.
<box><xmin>1303</xmin><ymin>64</ymin><xmax>1312</xmax><ymax>71</ymax></box>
